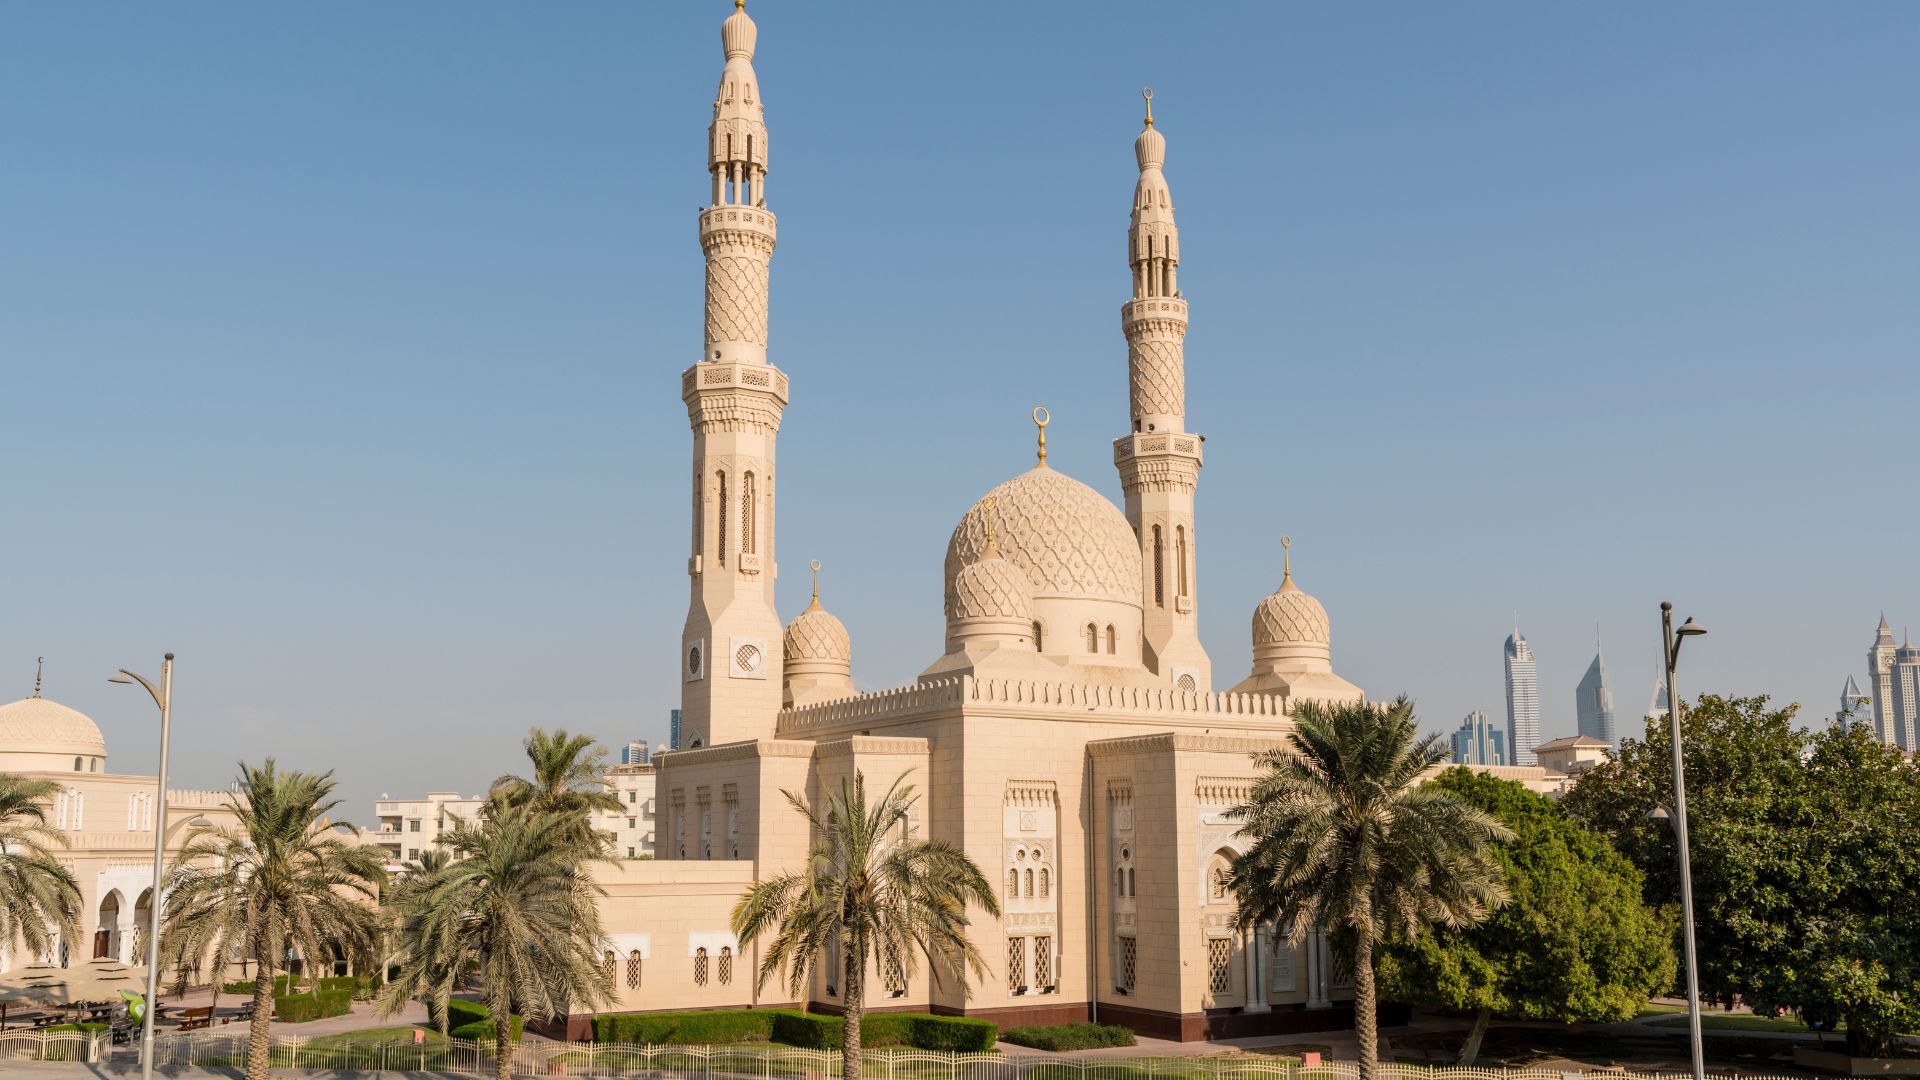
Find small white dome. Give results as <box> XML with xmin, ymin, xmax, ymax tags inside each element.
<box><xmin>784</xmin><ymin>597</ymin><xmax>851</xmax><ymax>671</ymax></box>
<box><xmin>0</xmin><ymin>696</ymin><xmax>108</xmax><ymax>768</ymax></box>
<box><xmin>1252</xmin><ymin>570</ymin><xmax>1333</xmax><ymax>675</ymax></box>
<box><xmin>951</xmin><ymin>553</ymin><xmax>1034</xmax><ymax>623</ymax></box>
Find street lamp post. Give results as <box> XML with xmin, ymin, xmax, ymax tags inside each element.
<box><xmin>1661</xmin><ymin>603</ymin><xmax>1708</xmax><ymax>1080</ymax></box>
<box><xmin>110</xmin><ymin>654</ymin><xmax>173</xmax><ymax>1080</ymax></box>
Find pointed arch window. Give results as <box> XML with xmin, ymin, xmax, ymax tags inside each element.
<box><xmin>1152</xmin><ymin>526</ymin><xmax>1165</xmax><ymax>607</ymax></box>
<box><xmin>1038</xmin><ymin>867</ymin><xmax>1050</xmax><ymax>898</ymax></box>
<box><xmin>718</xmin><ymin>946</ymin><xmax>733</xmax><ymax>986</ymax></box>
<box><xmin>1086</xmin><ymin>624</ymin><xmax>1098</xmax><ymax>653</ymax></box>
<box><xmin>716</xmin><ymin>472</ymin><xmax>728</xmax><ymax>567</ymax></box>
<box><xmin>1176</xmin><ymin>526</ymin><xmax>1190</xmax><ymax>599</ymax></box>
<box><xmin>1032</xmin><ymin>621</ymin><xmax>1043</xmax><ymax>651</ymax></box>
<box><xmin>740</xmin><ymin>472</ymin><xmax>756</xmax><ymax>556</ymax></box>
<box><xmin>694</xmin><ymin>947</ymin><xmax>709</xmax><ymax>987</ymax></box>
<box><xmin>1007</xmin><ymin>869</ymin><xmax>1019</xmax><ymax>898</ymax></box>
<box><xmin>626</xmin><ymin>950</ymin><xmax>642</xmax><ymax>989</ymax></box>
<box><xmin>1024</xmin><ymin>869</ymin><xmax>1034</xmax><ymax>897</ymax></box>
<box><xmin>1105</xmin><ymin>625</ymin><xmax>1117</xmax><ymax>654</ymax></box>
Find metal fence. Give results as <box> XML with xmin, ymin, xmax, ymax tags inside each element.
<box><xmin>135</xmin><ymin>1034</ymin><xmax>1817</xmax><ymax>1080</ymax></box>
<box><xmin>0</xmin><ymin>1029</ymin><xmax>112</xmax><ymax>1063</ymax></box>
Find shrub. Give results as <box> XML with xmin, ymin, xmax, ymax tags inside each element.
<box><xmin>899</xmin><ymin>1015</ymin><xmax>997</xmax><ymax>1052</ymax></box>
<box><xmin>272</xmin><ymin>989</ymin><xmax>352</xmax><ymax>1023</ymax></box>
<box><xmin>446</xmin><ymin>998</ymin><xmax>524</xmax><ymax>1042</ymax></box>
<box><xmin>595</xmin><ymin>1009</ymin><xmax>780</xmax><ymax>1045</ymax></box>
<box><xmin>225</xmin><ymin>973</ymin><xmax>297</xmax><ymax>997</ymax></box>
<box><xmin>1000</xmin><ymin>1023</ymin><xmax>1135</xmax><ymax>1051</ymax></box>
<box><xmin>591</xmin><ymin>1010</ymin><xmax>994</xmax><ymax>1051</ymax></box>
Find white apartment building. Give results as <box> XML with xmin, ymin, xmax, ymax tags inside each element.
<box><xmin>598</xmin><ymin>762</ymin><xmax>659</xmax><ymax>860</ymax></box>
<box><xmin>365</xmin><ymin>764</ymin><xmax>657</xmax><ymax>871</ymax></box>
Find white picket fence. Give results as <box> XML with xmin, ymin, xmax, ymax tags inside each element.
<box><xmin>135</xmin><ymin>1033</ymin><xmax>1814</xmax><ymax>1080</ymax></box>
<box><xmin>0</xmin><ymin>1028</ymin><xmax>112</xmax><ymax>1063</ymax></box>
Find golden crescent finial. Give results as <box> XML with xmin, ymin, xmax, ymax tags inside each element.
<box><xmin>1281</xmin><ymin>536</ymin><xmax>1292</xmax><ymax>583</ymax></box>
<box><xmin>809</xmin><ymin>559</ymin><xmax>822</xmax><ymax>603</ymax></box>
<box><xmin>1142</xmin><ymin>87</ymin><xmax>1154</xmax><ymax>128</ymax></box>
<box><xmin>1032</xmin><ymin>406</ymin><xmax>1050</xmax><ymax>467</ymax></box>
<box><xmin>33</xmin><ymin>657</ymin><xmax>43</xmax><ymax>699</ymax></box>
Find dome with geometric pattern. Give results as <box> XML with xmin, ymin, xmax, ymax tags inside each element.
<box><xmin>0</xmin><ymin>694</ymin><xmax>108</xmax><ymax>772</ymax></box>
<box><xmin>784</xmin><ymin>596</ymin><xmax>851</xmax><ymax>672</ymax></box>
<box><xmin>1252</xmin><ymin>568</ymin><xmax>1332</xmax><ymax>671</ymax></box>
<box><xmin>945</xmin><ymin>467</ymin><xmax>1142</xmax><ymax>611</ymax></box>
<box><xmin>951</xmin><ymin>551</ymin><xmax>1034</xmax><ymax>624</ymax></box>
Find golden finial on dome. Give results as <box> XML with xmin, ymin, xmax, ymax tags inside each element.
<box><xmin>33</xmin><ymin>657</ymin><xmax>43</xmax><ymax>698</ymax></box>
<box><xmin>809</xmin><ymin>559</ymin><xmax>822</xmax><ymax>603</ymax></box>
<box><xmin>1032</xmin><ymin>406</ymin><xmax>1050</xmax><ymax>467</ymax></box>
<box><xmin>1281</xmin><ymin>536</ymin><xmax>1293</xmax><ymax>585</ymax></box>
<box><xmin>735</xmin><ymin>0</ymin><xmax>745</xmax><ymax>9</ymax></box>
<box><xmin>1142</xmin><ymin>87</ymin><xmax>1154</xmax><ymax>128</ymax></box>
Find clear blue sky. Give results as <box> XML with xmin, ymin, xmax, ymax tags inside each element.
<box><xmin>4</xmin><ymin>3</ymin><xmax>1916</xmax><ymax>814</ymax></box>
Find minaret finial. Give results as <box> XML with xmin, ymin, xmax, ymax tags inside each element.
<box><xmin>1280</xmin><ymin>536</ymin><xmax>1292</xmax><ymax>584</ymax></box>
<box><xmin>1142</xmin><ymin>86</ymin><xmax>1154</xmax><ymax>128</ymax></box>
<box><xmin>1032</xmin><ymin>406</ymin><xmax>1050</xmax><ymax>467</ymax></box>
<box><xmin>735</xmin><ymin>0</ymin><xmax>744</xmax><ymax>9</ymax></box>
<box><xmin>809</xmin><ymin>559</ymin><xmax>822</xmax><ymax>604</ymax></box>
<box><xmin>33</xmin><ymin>657</ymin><xmax>43</xmax><ymax>699</ymax></box>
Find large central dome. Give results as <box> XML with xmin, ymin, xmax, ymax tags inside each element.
<box><xmin>945</xmin><ymin>466</ymin><xmax>1143</xmax><ymax>612</ymax></box>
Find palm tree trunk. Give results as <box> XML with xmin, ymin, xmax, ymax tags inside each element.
<box><xmin>841</xmin><ymin>941</ymin><xmax>863</xmax><ymax>1080</ymax></box>
<box><xmin>1351</xmin><ymin>933</ymin><xmax>1378</xmax><ymax>1080</ymax></box>
<box><xmin>494</xmin><ymin>1009</ymin><xmax>514</xmax><ymax>1080</ymax></box>
<box><xmin>246</xmin><ymin>955</ymin><xmax>275</xmax><ymax>1080</ymax></box>
<box><xmin>1457</xmin><ymin>1007</ymin><xmax>1491</xmax><ymax>1066</ymax></box>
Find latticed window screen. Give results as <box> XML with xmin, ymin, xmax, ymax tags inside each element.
<box><xmin>883</xmin><ymin>946</ymin><xmax>906</xmax><ymax>997</ymax></box>
<box><xmin>627</xmin><ymin>950</ymin><xmax>643</xmax><ymax>989</ymax></box>
<box><xmin>603</xmin><ymin>950</ymin><xmax>617</xmax><ymax>986</ymax></box>
<box><xmin>1038</xmin><ymin>868</ymin><xmax>1049</xmax><ymax>898</ymax></box>
<box><xmin>1033</xmin><ymin>936</ymin><xmax>1053</xmax><ymax>991</ymax></box>
<box><xmin>1006</xmin><ymin>937</ymin><xmax>1025</xmax><ymax>993</ymax></box>
<box><xmin>718</xmin><ymin>946</ymin><xmax>733</xmax><ymax>986</ymax></box>
<box><xmin>694</xmin><ymin>947</ymin><xmax>709</xmax><ymax>987</ymax></box>
<box><xmin>1024</xmin><ymin>869</ymin><xmax>1034</xmax><ymax>897</ymax></box>
<box><xmin>1207</xmin><ymin>937</ymin><xmax>1233</xmax><ymax>993</ymax></box>
<box><xmin>1119</xmin><ymin>936</ymin><xmax>1137</xmax><ymax>992</ymax></box>
<box><xmin>1008</xmin><ymin>869</ymin><xmax>1019</xmax><ymax>897</ymax></box>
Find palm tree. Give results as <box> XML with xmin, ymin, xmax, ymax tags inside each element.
<box><xmin>488</xmin><ymin>728</ymin><xmax>622</xmax><ymax>848</ymax></box>
<box><xmin>0</xmin><ymin>774</ymin><xmax>82</xmax><ymax>964</ymax></box>
<box><xmin>733</xmin><ymin>773</ymin><xmax>999</xmax><ymax>1080</ymax></box>
<box><xmin>380</xmin><ymin>805</ymin><xmax>614</xmax><ymax>1080</ymax></box>
<box><xmin>1228</xmin><ymin>698</ymin><xmax>1512</xmax><ymax>1080</ymax></box>
<box><xmin>158</xmin><ymin>761</ymin><xmax>385</xmax><ymax>1080</ymax></box>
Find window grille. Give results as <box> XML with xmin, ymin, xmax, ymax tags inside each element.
<box><xmin>741</xmin><ymin>473</ymin><xmax>755</xmax><ymax>554</ymax></box>
<box><xmin>627</xmin><ymin>950</ymin><xmax>643</xmax><ymax>989</ymax></box>
<box><xmin>1024</xmin><ymin>869</ymin><xmax>1033</xmax><ymax>897</ymax></box>
<box><xmin>603</xmin><ymin>950</ymin><xmax>616</xmax><ymax>986</ymax></box>
<box><xmin>883</xmin><ymin>946</ymin><xmax>906</xmax><ymax>997</ymax></box>
<box><xmin>1006</xmin><ymin>937</ymin><xmax>1025</xmax><ymax>993</ymax></box>
<box><xmin>1152</xmin><ymin>527</ymin><xmax>1164</xmax><ymax>606</ymax></box>
<box><xmin>694</xmin><ymin>947</ymin><xmax>709</xmax><ymax>987</ymax></box>
<box><xmin>717</xmin><ymin>472</ymin><xmax>728</xmax><ymax>566</ymax></box>
<box><xmin>1119</xmin><ymin>936</ymin><xmax>1137</xmax><ymax>993</ymax></box>
<box><xmin>1038</xmin><ymin>868</ymin><xmax>1049</xmax><ymax>898</ymax></box>
<box><xmin>718</xmin><ymin>946</ymin><xmax>732</xmax><ymax>986</ymax></box>
<box><xmin>1207</xmin><ymin>937</ymin><xmax>1233</xmax><ymax>993</ymax></box>
<box><xmin>1034</xmin><ymin>936</ymin><xmax>1053</xmax><ymax>991</ymax></box>
<box><xmin>1008</xmin><ymin>869</ymin><xmax>1018</xmax><ymax>897</ymax></box>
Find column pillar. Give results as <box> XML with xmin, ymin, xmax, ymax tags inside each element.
<box><xmin>1306</xmin><ymin>929</ymin><xmax>1330</xmax><ymax>1008</ymax></box>
<box><xmin>1244</xmin><ymin>927</ymin><xmax>1269</xmax><ymax>1013</ymax></box>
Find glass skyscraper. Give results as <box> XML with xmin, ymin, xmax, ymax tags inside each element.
<box><xmin>1575</xmin><ymin>632</ymin><xmax>1617</xmax><ymax>744</ymax></box>
<box><xmin>1452</xmin><ymin>709</ymin><xmax>1506</xmax><ymax>766</ymax></box>
<box><xmin>1505</xmin><ymin>628</ymin><xmax>1540</xmax><ymax>765</ymax></box>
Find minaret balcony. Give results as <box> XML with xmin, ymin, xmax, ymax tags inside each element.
<box><xmin>681</xmin><ymin>360</ymin><xmax>790</xmax><ymax>404</ymax></box>
<box><xmin>699</xmin><ymin>205</ymin><xmax>778</xmax><ymax>248</ymax></box>
<box><xmin>1113</xmin><ymin>431</ymin><xmax>1202</xmax><ymax>463</ymax></box>
<box><xmin>1121</xmin><ymin>296</ymin><xmax>1188</xmax><ymax>334</ymax></box>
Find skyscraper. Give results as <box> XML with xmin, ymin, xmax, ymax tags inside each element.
<box><xmin>1647</xmin><ymin>675</ymin><xmax>1670</xmax><ymax>721</ymax></box>
<box><xmin>1504</xmin><ymin>626</ymin><xmax>1540</xmax><ymax>766</ymax></box>
<box><xmin>1575</xmin><ymin>630</ymin><xmax>1617</xmax><ymax>745</ymax></box>
<box><xmin>1868</xmin><ymin>614</ymin><xmax>1897</xmax><ymax>745</ymax></box>
<box><xmin>1865</xmin><ymin>616</ymin><xmax>1919</xmax><ymax>749</ymax></box>
<box><xmin>1452</xmin><ymin>709</ymin><xmax>1506</xmax><ymax>766</ymax></box>
<box><xmin>621</xmin><ymin>740</ymin><xmax>650</xmax><ymax>765</ymax></box>
<box><xmin>1836</xmin><ymin>675</ymin><xmax>1873</xmax><ymax>729</ymax></box>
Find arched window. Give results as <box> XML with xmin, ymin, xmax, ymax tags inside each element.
<box><xmin>716</xmin><ymin>472</ymin><xmax>728</xmax><ymax>567</ymax></box>
<box><xmin>694</xmin><ymin>947</ymin><xmax>709</xmax><ymax>987</ymax></box>
<box><xmin>602</xmin><ymin>950</ymin><xmax>616</xmax><ymax>986</ymax></box>
<box><xmin>73</xmin><ymin>757</ymin><xmax>82</xmax><ymax>772</ymax></box>
<box><xmin>718</xmin><ymin>946</ymin><xmax>733</xmax><ymax>986</ymax></box>
<box><xmin>1176</xmin><ymin>526</ymin><xmax>1189</xmax><ymax>599</ymax></box>
<box><xmin>1038</xmin><ymin>868</ymin><xmax>1049</xmax><ymax>897</ymax></box>
<box><xmin>740</xmin><ymin>472</ymin><xmax>756</xmax><ymax>555</ymax></box>
<box><xmin>1031</xmin><ymin>621</ymin><xmax>1043</xmax><ymax>651</ymax></box>
<box><xmin>1127</xmin><ymin>867</ymin><xmax>1136</xmax><ymax>897</ymax></box>
<box><xmin>1115</xmin><ymin>868</ymin><xmax>1125</xmax><ymax>897</ymax></box>
<box><xmin>627</xmin><ymin>950</ymin><xmax>643</xmax><ymax>989</ymax></box>
<box><xmin>1152</xmin><ymin>526</ymin><xmax>1165</xmax><ymax>607</ymax></box>
<box><xmin>1086</xmin><ymin>624</ymin><xmax>1098</xmax><ymax>653</ymax></box>
<box><xmin>1105</xmin><ymin>625</ymin><xmax>1116</xmax><ymax>654</ymax></box>
<box><xmin>1007</xmin><ymin>869</ymin><xmax>1018</xmax><ymax>897</ymax></box>
<box><xmin>1024</xmin><ymin>869</ymin><xmax>1034</xmax><ymax>897</ymax></box>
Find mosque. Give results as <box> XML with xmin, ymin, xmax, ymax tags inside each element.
<box><xmin>583</xmin><ymin>2</ymin><xmax>1376</xmax><ymax>1041</ymax></box>
<box><xmin>0</xmin><ymin>665</ymin><xmax>239</xmax><ymax>976</ymax></box>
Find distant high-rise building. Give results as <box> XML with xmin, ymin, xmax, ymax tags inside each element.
<box><xmin>669</xmin><ymin>709</ymin><xmax>682</xmax><ymax>750</ymax></box>
<box><xmin>1868</xmin><ymin>615</ymin><xmax>1898</xmax><ymax>745</ymax></box>
<box><xmin>621</xmin><ymin>740</ymin><xmax>650</xmax><ymax>765</ymax></box>
<box><xmin>1836</xmin><ymin>675</ymin><xmax>1873</xmax><ymax>729</ymax></box>
<box><xmin>1504</xmin><ymin>626</ymin><xmax>1540</xmax><ymax>766</ymax></box>
<box><xmin>1647</xmin><ymin>674</ymin><xmax>1671</xmax><ymax>721</ymax></box>
<box><xmin>1452</xmin><ymin>710</ymin><xmax>1506</xmax><ymax>766</ymax></box>
<box><xmin>1575</xmin><ymin>630</ymin><xmax>1617</xmax><ymax>745</ymax></box>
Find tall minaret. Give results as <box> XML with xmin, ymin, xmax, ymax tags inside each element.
<box><xmin>679</xmin><ymin>0</ymin><xmax>787</xmax><ymax>749</ymax></box>
<box><xmin>1114</xmin><ymin>89</ymin><xmax>1210</xmax><ymax>690</ymax></box>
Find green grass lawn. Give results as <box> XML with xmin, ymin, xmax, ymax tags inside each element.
<box><xmin>1635</xmin><ymin>1003</ymin><xmax>1688</xmax><ymax>1017</ymax></box>
<box><xmin>1646</xmin><ymin>1014</ymin><xmax>1828</xmax><ymax>1034</ymax></box>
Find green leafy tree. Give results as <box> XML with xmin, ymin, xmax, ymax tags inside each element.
<box><xmin>1377</xmin><ymin>769</ymin><xmax>1677</xmax><ymax>1064</ymax></box>
<box><xmin>732</xmin><ymin>773</ymin><xmax>999</xmax><ymax>1080</ymax></box>
<box><xmin>1228</xmin><ymin>698</ymin><xmax>1511</xmax><ymax>1080</ymax></box>
<box><xmin>488</xmin><ymin>728</ymin><xmax>623</xmax><ymax>849</ymax></box>
<box><xmin>1562</xmin><ymin>695</ymin><xmax>1810</xmax><ymax>1010</ymax></box>
<box><xmin>380</xmin><ymin>805</ymin><xmax>614</xmax><ymax>1080</ymax></box>
<box><xmin>0</xmin><ymin>774</ymin><xmax>82</xmax><ymax>963</ymax></box>
<box><xmin>158</xmin><ymin>761</ymin><xmax>384</xmax><ymax>1080</ymax></box>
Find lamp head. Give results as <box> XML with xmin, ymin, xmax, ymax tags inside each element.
<box><xmin>1661</xmin><ymin>601</ymin><xmax>1673</xmax><ymax>613</ymax></box>
<box><xmin>107</xmin><ymin>672</ymin><xmax>134</xmax><ymax>685</ymax></box>
<box><xmin>1677</xmin><ymin>618</ymin><xmax>1707</xmax><ymax>638</ymax></box>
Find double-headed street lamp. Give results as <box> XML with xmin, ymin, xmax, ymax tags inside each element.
<box><xmin>109</xmin><ymin>654</ymin><xmax>172</xmax><ymax>1080</ymax></box>
<box><xmin>1660</xmin><ymin>603</ymin><xmax>1708</xmax><ymax>1080</ymax></box>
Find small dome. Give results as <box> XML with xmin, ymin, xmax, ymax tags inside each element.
<box><xmin>952</xmin><ymin>553</ymin><xmax>1034</xmax><ymax>623</ymax></box>
<box><xmin>945</xmin><ymin>467</ymin><xmax>1142</xmax><ymax>610</ymax></box>
<box><xmin>784</xmin><ymin>597</ymin><xmax>851</xmax><ymax>669</ymax></box>
<box><xmin>1135</xmin><ymin>125</ymin><xmax>1165</xmax><ymax>171</ymax></box>
<box><xmin>1253</xmin><ymin>575</ymin><xmax>1331</xmax><ymax>652</ymax></box>
<box><xmin>0</xmin><ymin>696</ymin><xmax>108</xmax><ymax>760</ymax></box>
<box><xmin>721</xmin><ymin>0</ymin><xmax>757</xmax><ymax>60</ymax></box>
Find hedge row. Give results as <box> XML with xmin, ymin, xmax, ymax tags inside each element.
<box><xmin>272</xmin><ymin>989</ymin><xmax>352</xmax><ymax>1023</ymax></box>
<box><xmin>224</xmin><ymin>973</ymin><xmax>367</xmax><ymax>998</ymax></box>
<box><xmin>446</xmin><ymin>998</ymin><xmax>524</xmax><ymax>1042</ymax></box>
<box><xmin>589</xmin><ymin>1010</ymin><xmax>995</xmax><ymax>1052</ymax></box>
<box><xmin>999</xmin><ymin>1022</ymin><xmax>1136</xmax><ymax>1051</ymax></box>
<box><xmin>224</xmin><ymin>973</ymin><xmax>297</xmax><ymax>997</ymax></box>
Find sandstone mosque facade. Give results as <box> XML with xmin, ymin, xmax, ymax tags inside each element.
<box><xmin>584</xmin><ymin>3</ymin><xmax>1380</xmax><ymax>1041</ymax></box>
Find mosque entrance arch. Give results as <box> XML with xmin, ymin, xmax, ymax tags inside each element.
<box><xmin>94</xmin><ymin>890</ymin><xmax>124</xmax><ymax>959</ymax></box>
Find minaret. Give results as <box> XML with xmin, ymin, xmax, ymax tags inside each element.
<box><xmin>679</xmin><ymin>0</ymin><xmax>788</xmax><ymax>749</ymax></box>
<box><xmin>1113</xmin><ymin>89</ymin><xmax>1210</xmax><ymax>690</ymax></box>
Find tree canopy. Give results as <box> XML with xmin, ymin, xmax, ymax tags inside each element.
<box><xmin>1377</xmin><ymin>768</ymin><xmax>1676</xmax><ymax>1063</ymax></box>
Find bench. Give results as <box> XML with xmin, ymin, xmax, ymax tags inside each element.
<box><xmin>176</xmin><ymin>1006</ymin><xmax>216</xmax><ymax>1031</ymax></box>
